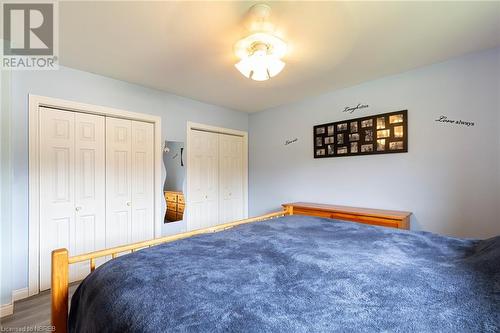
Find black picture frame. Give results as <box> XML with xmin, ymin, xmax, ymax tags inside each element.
<box><xmin>313</xmin><ymin>110</ymin><xmax>408</xmax><ymax>158</ymax></box>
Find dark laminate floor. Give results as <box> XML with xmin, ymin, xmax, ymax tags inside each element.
<box><xmin>0</xmin><ymin>284</ymin><xmax>78</xmax><ymax>330</ymax></box>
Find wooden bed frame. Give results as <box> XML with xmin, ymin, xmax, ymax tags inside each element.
<box><xmin>51</xmin><ymin>209</ymin><xmax>292</xmax><ymax>333</ymax></box>
<box><xmin>50</xmin><ymin>203</ymin><xmax>412</xmax><ymax>332</ymax></box>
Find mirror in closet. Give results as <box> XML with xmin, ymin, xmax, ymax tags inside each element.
<box><xmin>163</xmin><ymin>140</ymin><xmax>186</xmax><ymax>223</ymax></box>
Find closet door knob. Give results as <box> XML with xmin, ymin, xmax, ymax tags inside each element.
<box><xmin>126</xmin><ymin>201</ymin><xmax>132</xmax><ymax>207</ymax></box>
<box><xmin>75</xmin><ymin>206</ymin><xmax>82</xmax><ymax>212</ymax></box>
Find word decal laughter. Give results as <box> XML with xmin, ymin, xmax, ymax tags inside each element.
<box><xmin>343</xmin><ymin>104</ymin><xmax>369</xmax><ymax>113</ymax></box>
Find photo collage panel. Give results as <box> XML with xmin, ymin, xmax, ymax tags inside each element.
<box><xmin>313</xmin><ymin>110</ymin><xmax>408</xmax><ymax>158</ymax></box>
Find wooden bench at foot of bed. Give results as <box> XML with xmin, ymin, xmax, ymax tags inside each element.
<box><xmin>282</xmin><ymin>202</ymin><xmax>411</xmax><ymax>229</ymax></box>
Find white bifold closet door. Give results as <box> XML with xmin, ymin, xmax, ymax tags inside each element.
<box><xmin>188</xmin><ymin>131</ymin><xmax>244</xmax><ymax>230</ymax></box>
<box><xmin>188</xmin><ymin>130</ymin><xmax>219</xmax><ymax>230</ymax></box>
<box><xmin>106</xmin><ymin>117</ymin><xmax>154</xmax><ymax>248</ymax></box>
<box><xmin>39</xmin><ymin>109</ymin><xmax>154</xmax><ymax>291</ymax></box>
<box><xmin>131</xmin><ymin>121</ymin><xmax>155</xmax><ymax>242</ymax></box>
<box><xmin>218</xmin><ymin>134</ymin><xmax>244</xmax><ymax>224</ymax></box>
<box><xmin>39</xmin><ymin>108</ymin><xmax>105</xmax><ymax>291</ymax></box>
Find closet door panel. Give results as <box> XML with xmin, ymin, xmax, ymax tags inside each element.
<box><xmin>106</xmin><ymin>117</ymin><xmax>132</xmax><ymax>248</ymax></box>
<box><xmin>39</xmin><ymin>108</ymin><xmax>75</xmax><ymax>291</ymax></box>
<box><xmin>204</xmin><ymin>135</ymin><xmax>219</xmax><ymax>228</ymax></box>
<box><xmin>131</xmin><ymin>121</ymin><xmax>154</xmax><ymax>242</ymax></box>
<box><xmin>189</xmin><ymin>134</ymin><xmax>204</xmax><ymax>230</ymax></box>
<box><xmin>189</xmin><ymin>133</ymin><xmax>204</xmax><ymax>204</ymax></box>
<box><xmin>188</xmin><ymin>130</ymin><xmax>219</xmax><ymax>230</ymax></box>
<box><xmin>72</xmin><ymin>113</ymin><xmax>106</xmax><ymax>279</ymax></box>
<box><xmin>219</xmin><ymin>134</ymin><xmax>244</xmax><ymax>224</ymax></box>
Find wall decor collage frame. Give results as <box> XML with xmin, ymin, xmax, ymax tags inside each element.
<box><xmin>314</xmin><ymin>110</ymin><xmax>408</xmax><ymax>158</ymax></box>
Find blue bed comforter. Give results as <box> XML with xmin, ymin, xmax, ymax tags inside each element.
<box><xmin>69</xmin><ymin>215</ymin><xmax>500</xmax><ymax>332</ymax></box>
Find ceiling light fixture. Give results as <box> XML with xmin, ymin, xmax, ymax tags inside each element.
<box><xmin>234</xmin><ymin>4</ymin><xmax>287</xmax><ymax>81</ymax></box>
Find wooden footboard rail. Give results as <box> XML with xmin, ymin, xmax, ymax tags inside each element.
<box><xmin>51</xmin><ymin>209</ymin><xmax>291</xmax><ymax>333</ymax></box>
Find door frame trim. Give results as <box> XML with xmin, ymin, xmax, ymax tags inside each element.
<box><xmin>186</xmin><ymin>122</ymin><xmax>249</xmax><ymax>231</ymax></box>
<box><xmin>28</xmin><ymin>94</ymin><xmax>163</xmax><ymax>296</ymax></box>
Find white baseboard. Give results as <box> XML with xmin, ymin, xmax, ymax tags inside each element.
<box><xmin>0</xmin><ymin>303</ymin><xmax>13</xmax><ymax>318</ymax></box>
<box><xmin>13</xmin><ymin>287</ymin><xmax>29</xmax><ymax>302</ymax></box>
<box><xmin>0</xmin><ymin>288</ymin><xmax>30</xmax><ymax>318</ymax></box>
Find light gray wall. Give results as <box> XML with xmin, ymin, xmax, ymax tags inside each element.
<box><xmin>249</xmin><ymin>47</ymin><xmax>500</xmax><ymax>239</ymax></box>
<box><xmin>1</xmin><ymin>71</ymin><xmax>13</xmax><ymax>307</ymax></box>
<box><xmin>6</xmin><ymin>65</ymin><xmax>248</xmax><ymax>302</ymax></box>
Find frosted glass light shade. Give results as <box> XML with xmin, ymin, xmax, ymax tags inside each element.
<box><xmin>267</xmin><ymin>57</ymin><xmax>285</xmax><ymax>77</ymax></box>
<box><xmin>235</xmin><ymin>53</ymin><xmax>285</xmax><ymax>81</ymax></box>
<box><xmin>234</xmin><ymin>32</ymin><xmax>287</xmax><ymax>81</ymax></box>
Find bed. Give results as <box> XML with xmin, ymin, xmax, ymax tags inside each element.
<box><xmin>60</xmin><ymin>212</ymin><xmax>500</xmax><ymax>332</ymax></box>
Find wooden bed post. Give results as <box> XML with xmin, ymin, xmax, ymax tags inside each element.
<box><xmin>52</xmin><ymin>248</ymin><xmax>69</xmax><ymax>333</ymax></box>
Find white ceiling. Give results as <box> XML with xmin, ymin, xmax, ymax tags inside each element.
<box><xmin>59</xmin><ymin>1</ymin><xmax>500</xmax><ymax>112</ymax></box>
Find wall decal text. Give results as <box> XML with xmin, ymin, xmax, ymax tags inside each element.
<box><xmin>343</xmin><ymin>104</ymin><xmax>369</xmax><ymax>113</ymax></box>
<box><xmin>285</xmin><ymin>138</ymin><xmax>298</xmax><ymax>146</ymax></box>
<box><xmin>435</xmin><ymin>115</ymin><xmax>474</xmax><ymax>127</ymax></box>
